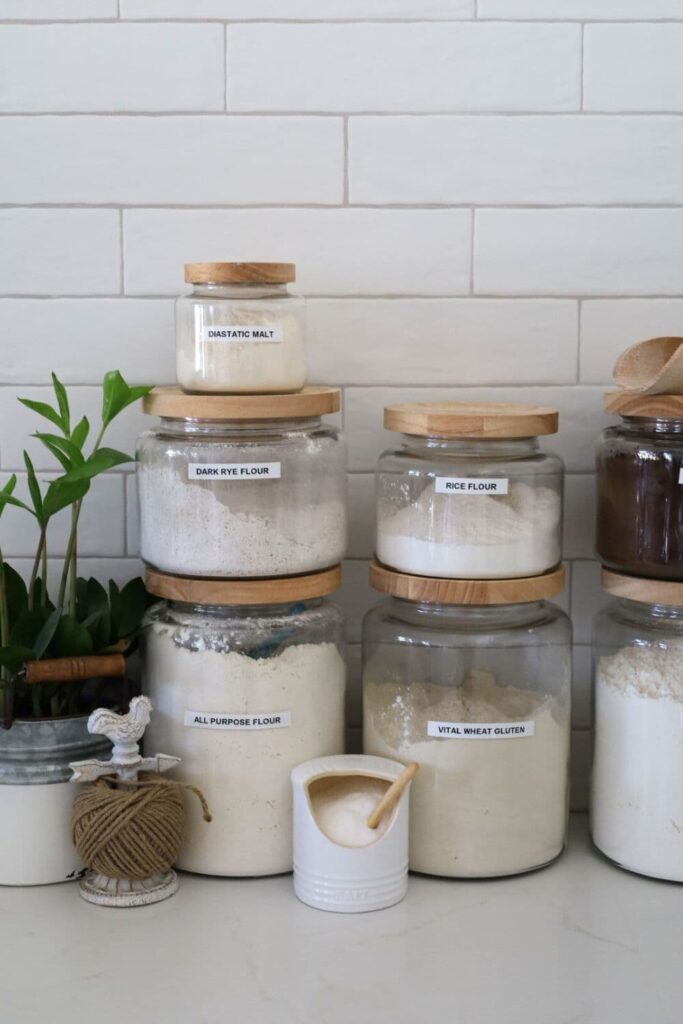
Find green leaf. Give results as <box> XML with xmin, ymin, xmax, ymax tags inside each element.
<box><xmin>32</xmin><ymin>608</ymin><xmax>61</xmax><ymax>660</ymax></box>
<box><xmin>113</xmin><ymin>576</ymin><xmax>152</xmax><ymax>641</ymax></box>
<box><xmin>51</xmin><ymin>373</ymin><xmax>70</xmax><ymax>435</ymax></box>
<box><xmin>0</xmin><ymin>476</ymin><xmax>33</xmax><ymax>518</ymax></box>
<box><xmin>23</xmin><ymin>452</ymin><xmax>44</xmax><ymax>524</ymax></box>
<box><xmin>18</xmin><ymin>398</ymin><xmax>64</xmax><ymax>433</ymax></box>
<box><xmin>41</xmin><ymin>475</ymin><xmax>90</xmax><ymax>520</ymax></box>
<box><xmin>52</xmin><ymin>614</ymin><xmax>93</xmax><ymax>658</ymax></box>
<box><xmin>3</xmin><ymin>564</ymin><xmax>28</xmax><ymax>624</ymax></box>
<box><xmin>84</xmin><ymin>577</ymin><xmax>111</xmax><ymax>649</ymax></box>
<box><xmin>101</xmin><ymin>371</ymin><xmax>152</xmax><ymax>427</ymax></box>
<box><xmin>63</xmin><ymin>447</ymin><xmax>132</xmax><ymax>483</ymax></box>
<box><xmin>70</xmin><ymin>416</ymin><xmax>90</xmax><ymax>451</ymax></box>
<box><xmin>9</xmin><ymin>608</ymin><xmax>49</xmax><ymax>649</ymax></box>
<box><xmin>0</xmin><ymin>645</ymin><xmax>35</xmax><ymax>674</ymax></box>
<box><xmin>33</xmin><ymin>433</ymin><xmax>85</xmax><ymax>469</ymax></box>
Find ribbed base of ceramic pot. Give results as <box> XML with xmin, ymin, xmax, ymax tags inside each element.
<box><xmin>79</xmin><ymin>869</ymin><xmax>178</xmax><ymax>907</ymax></box>
<box><xmin>293</xmin><ymin>864</ymin><xmax>407</xmax><ymax>914</ymax></box>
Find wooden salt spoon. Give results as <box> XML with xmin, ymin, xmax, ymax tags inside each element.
<box><xmin>367</xmin><ymin>762</ymin><xmax>419</xmax><ymax>830</ymax></box>
<box><xmin>613</xmin><ymin>336</ymin><xmax>683</xmax><ymax>394</ymax></box>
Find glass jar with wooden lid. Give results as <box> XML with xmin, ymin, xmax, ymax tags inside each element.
<box><xmin>375</xmin><ymin>402</ymin><xmax>563</xmax><ymax>580</ymax></box>
<box><xmin>142</xmin><ymin>567</ymin><xmax>345</xmax><ymax>877</ymax></box>
<box><xmin>362</xmin><ymin>562</ymin><xmax>571</xmax><ymax>878</ymax></box>
<box><xmin>176</xmin><ymin>262</ymin><xmax>306</xmax><ymax>394</ymax></box>
<box><xmin>597</xmin><ymin>393</ymin><xmax>683</xmax><ymax>580</ymax></box>
<box><xmin>592</xmin><ymin>570</ymin><xmax>683</xmax><ymax>881</ymax></box>
<box><xmin>136</xmin><ymin>386</ymin><xmax>346</xmax><ymax>578</ymax></box>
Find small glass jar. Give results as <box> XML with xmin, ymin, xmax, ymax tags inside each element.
<box><xmin>591</xmin><ymin>570</ymin><xmax>683</xmax><ymax>881</ymax></box>
<box><xmin>176</xmin><ymin>262</ymin><xmax>306</xmax><ymax>394</ymax></box>
<box><xmin>597</xmin><ymin>393</ymin><xmax>683</xmax><ymax>580</ymax></box>
<box><xmin>137</xmin><ymin>386</ymin><xmax>347</xmax><ymax>577</ymax></box>
<box><xmin>376</xmin><ymin>402</ymin><xmax>563</xmax><ymax>580</ymax></box>
<box><xmin>142</xmin><ymin>568</ymin><xmax>346</xmax><ymax>877</ymax></box>
<box><xmin>362</xmin><ymin>563</ymin><xmax>571</xmax><ymax>878</ymax></box>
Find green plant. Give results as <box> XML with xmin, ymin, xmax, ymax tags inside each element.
<box><xmin>0</xmin><ymin>371</ymin><xmax>153</xmax><ymax>719</ymax></box>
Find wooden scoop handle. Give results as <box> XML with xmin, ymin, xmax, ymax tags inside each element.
<box><xmin>23</xmin><ymin>654</ymin><xmax>127</xmax><ymax>685</ymax></box>
<box><xmin>367</xmin><ymin>762</ymin><xmax>419</xmax><ymax>830</ymax></box>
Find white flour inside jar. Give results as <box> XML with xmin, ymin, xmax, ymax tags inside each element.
<box><xmin>592</xmin><ymin>645</ymin><xmax>683</xmax><ymax>880</ymax></box>
<box><xmin>363</xmin><ymin>669</ymin><xmax>570</xmax><ymax>877</ymax></box>
<box><xmin>309</xmin><ymin>775</ymin><xmax>392</xmax><ymax>848</ymax></box>
<box><xmin>376</xmin><ymin>480</ymin><xmax>561</xmax><ymax>579</ymax></box>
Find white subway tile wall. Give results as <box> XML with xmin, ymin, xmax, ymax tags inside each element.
<box><xmin>1</xmin><ymin>6</ymin><xmax>671</xmax><ymax>809</ymax></box>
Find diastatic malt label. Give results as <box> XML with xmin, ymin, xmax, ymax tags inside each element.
<box><xmin>188</xmin><ymin>462</ymin><xmax>281</xmax><ymax>481</ymax></box>
<box><xmin>427</xmin><ymin>720</ymin><xmax>535</xmax><ymax>739</ymax></box>
<box><xmin>434</xmin><ymin>477</ymin><xmax>509</xmax><ymax>495</ymax></box>
<box><xmin>184</xmin><ymin>710</ymin><xmax>291</xmax><ymax>730</ymax></box>
<box><xmin>200</xmin><ymin>324</ymin><xmax>284</xmax><ymax>343</ymax></box>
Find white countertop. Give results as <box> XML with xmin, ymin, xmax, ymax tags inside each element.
<box><xmin>1</xmin><ymin>815</ymin><xmax>681</xmax><ymax>1024</ymax></box>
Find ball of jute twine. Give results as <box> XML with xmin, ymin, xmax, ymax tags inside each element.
<box><xmin>71</xmin><ymin>772</ymin><xmax>212</xmax><ymax>880</ymax></box>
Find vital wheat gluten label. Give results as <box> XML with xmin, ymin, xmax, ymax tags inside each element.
<box><xmin>200</xmin><ymin>324</ymin><xmax>284</xmax><ymax>343</ymax></box>
<box><xmin>428</xmin><ymin>720</ymin><xmax>535</xmax><ymax>739</ymax></box>
<box><xmin>184</xmin><ymin>711</ymin><xmax>291</xmax><ymax>730</ymax></box>
<box><xmin>434</xmin><ymin>477</ymin><xmax>509</xmax><ymax>496</ymax></box>
<box><xmin>188</xmin><ymin>462</ymin><xmax>281</xmax><ymax>481</ymax></box>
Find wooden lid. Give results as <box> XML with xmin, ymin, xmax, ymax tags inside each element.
<box><xmin>383</xmin><ymin>402</ymin><xmax>558</xmax><ymax>438</ymax></box>
<box><xmin>145</xmin><ymin>565</ymin><xmax>341</xmax><ymax>605</ymax></box>
<box><xmin>369</xmin><ymin>561</ymin><xmax>565</xmax><ymax>605</ymax></box>
<box><xmin>184</xmin><ymin>262</ymin><xmax>295</xmax><ymax>285</ymax></box>
<box><xmin>143</xmin><ymin>385</ymin><xmax>340</xmax><ymax>420</ymax></box>
<box><xmin>602</xmin><ymin>569</ymin><xmax>683</xmax><ymax>606</ymax></box>
<box><xmin>603</xmin><ymin>391</ymin><xmax>683</xmax><ymax>418</ymax></box>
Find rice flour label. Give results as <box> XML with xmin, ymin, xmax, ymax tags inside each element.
<box><xmin>184</xmin><ymin>710</ymin><xmax>291</xmax><ymax>730</ymax></box>
<box><xmin>188</xmin><ymin>462</ymin><xmax>281</xmax><ymax>481</ymax></box>
<box><xmin>428</xmin><ymin>720</ymin><xmax>535</xmax><ymax>739</ymax></box>
<box><xmin>200</xmin><ymin>324</ymin><xmax>283</xmax><ymax>343</ymax></box>
<box><xmin>435</xmin><ymin>477</ymin><xmax>509</xmax><ymax>495</ymax></box>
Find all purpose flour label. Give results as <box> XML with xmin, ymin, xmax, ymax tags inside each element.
<box><xmin>435</xmin><ymin>477</ymin><xmax>509</xmax><ymax>495</ymax></box>
<box><xmin>184</xmin><ymin>710</ymin><xmax>292</xmax><ymax>730</ymax></box>
<box><xmin>200</xmin><ymin>325</ymin><xmax>284</xmax><ymax>343</ymax></box>
<box><xmin>188</xmin><ymin>462</ymin><xmax>281</xmax><ymax>480</ymax></box>
<box><xmin>427</xmin><ymin>720</ymin><xmax>535</xmax><ymax>739</ymax></box>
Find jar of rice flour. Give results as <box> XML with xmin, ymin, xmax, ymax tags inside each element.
<box><xmin>142</xmin><ymin>566</ymin><xmax>346</xmax><ymax>877</ymax></box>
<box><xmin>363</xmin><ymin>562</ymin><xmax>571</xmax><ymax>878</ymax></box>
<box><xmin>376</xmin><ymin>402</ymin><xmax>563</xmax><ymax>579</ymax></box>
<box><xmin>137</xmin><ymin>386</ymin><xmax>347</xmax><ymax>577</ymax></box>
<box><xmin>591</xmin><ymin>570</ymin><xmax>683</xmax><ymax>882</ymax></box>
<box><xmin>176</xmin><ymin>262</ymin><xmax>306</xmax><ymax>394</ymax></box>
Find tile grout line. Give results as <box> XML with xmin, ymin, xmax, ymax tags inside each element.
<box><xmin>576</xmin><ymin>299</ymin><xmax>583</xmax><ymax>383</ymax></box>
<box><xmin>580</xmin><ymin>22</ymin><xmax>585</xmax><ymax>111</ymax></box>
<box><xmin>118</xmin><ymin>208</ymin><xmax>124</xmax><ymax>296</ymax></box>
<box><xmin>343</xmin><ymin>116</ymin><xmax>349</xmax><ymax>205</ymax></box>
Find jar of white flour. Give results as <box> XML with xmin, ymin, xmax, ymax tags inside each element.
<box><xmin>376</xmin><ymin>402</ymin><xmax>563</xmax><ymax>579</ymax></box>
<box><xmin>591</xmin><ymin>570</ymin><xmax>683</xmax><ymax>882</ymax></box>
<box><xmin>176</xmin><ymin>262</ymin><xmax>305</xmax><ymax>394</ymax></box>
<box><xmin>137</xmin><ymin>386</ymin><xmax>347</xmax><ymax>577</ymax></box>
<box><xmin>362</xmin><ymin>562</ymin><xmax>571</xmax><ymax>878</ymax></box>
<box><xmin>142</xmin><ymin>566</ymin><xmax>346</xmax><ymax>877</ymax></box>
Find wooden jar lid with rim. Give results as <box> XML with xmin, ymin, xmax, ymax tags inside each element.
<box><xmin>143</xmin><ymin>385</ymin><xmax>340</xmax><ymax>420</ymax></box>
<box><xmin>369</xmin><ymin>561</ymin><xmax>565</xmax><ymax>605</ymax></box>
<box><xmin>603</xmin><ymin>391</ymin><xmax>683</xmax><ymax>418</ymax></box>
<box><xmin>145</xmin><ymin>565</ymin><xmax>341</xmax><ymax>606</ymax></box>
<box><xmin>383</xmin><ymin>401</ymin><xmax>558</xmax><ymax>439</ymax></box>
<box><xmin>602</xmin><ymin>569</ymin><xmax>683</xmax><ymax>606</ymax></box>
<box><xmin>184</xmin><ymin>262</ymin><xmax>295</xmax><ymax>285</ymax></box>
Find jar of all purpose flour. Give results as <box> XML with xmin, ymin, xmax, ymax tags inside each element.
<box><xmin>142</xmin><ymin>567</ymin><xmax>346</xmax><ymax>877</ymax></box>
<box><xmin>591</xmin><ymin>570</ymin><xmax>683</xmax><ymax>881</ymax></box>
<box><xmin>176</xmin><ymin>262</ymin><xmax>306</xmax><ymax>394</ymax></box>
<box><xmin>375</xmin><ymin>402</ymin><xmax>563</xmax><ymax>580</ymax></box>
<box><xmin>597</xmin><ymin>393</ymin><xmax>683</xmax><ymax>580</ymax></box>
<box><xmin>137</xmin><ymin>386</ymin><xmax>347</xmax><ymax>577</ymax></box>
<box><xmin>362</xmin><ymin>562</ymin><xmax>571</xmax><ymax>878</ymax></box>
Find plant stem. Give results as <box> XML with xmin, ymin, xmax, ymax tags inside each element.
<box><xmin>28</xmin><ymin>526</ymin><xmax>47</xmax><ymax>612</ymax></box>
<box><xmin>0</xmin><ymin>547</ymin><xmax>9</xmax><ymax>718</ymax></box>
<box><xmin>57</xmin><ymin>422</ymin><xmax>107</xmax><ymax>610</ymax></box>
<box><xmin>68</xmin><ymin>505</ymin><xmax>77</xmax><ymax>617</ymax></box>
<box><xmin>41</xmin><ymin>535</ymin><xmax>48</xmax><ymax>608</ymax></box>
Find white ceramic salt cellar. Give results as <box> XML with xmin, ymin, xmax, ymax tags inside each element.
<box><xmin>292</xmin><ymin>754</ymin><xmax>413</xmax><ymax>914</ymax></box>
<box><xmin>69</xmin><ymin>696</ymin><xmax>181</xmax><ymax>908</ymax></box>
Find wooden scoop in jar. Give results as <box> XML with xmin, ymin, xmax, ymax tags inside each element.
<box><xmin>367</xmin><ymin>762</ymin><xmax>419</xmax><ymax>830</ymax></box>
<box><xmin>613</xmin><ymin>336</ymin><xmax>683</xmax><ymax>394</ymax></box>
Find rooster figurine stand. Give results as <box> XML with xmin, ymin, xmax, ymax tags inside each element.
<box><xmin>70</xmin><ymin>696</ymin><xmax>181</xmax><ymax>908</ymax></box>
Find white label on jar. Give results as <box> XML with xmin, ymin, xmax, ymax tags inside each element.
<box><xmin>427</xmin><ymin>719</ymin><xmax>535</xmax><ymax>739</ymax></box>
<box><xmin>200</xmin><ymin>325</ymin><xmax>284</xmax><ymax>344</ymax></box>
<box><xmin>679</xmin><ymin>467</ymin><xmax>683</xmax><ymax>484</ymax></box>
<box><xmin>184</xmin><ymin>710</ymin><xmax>291</xmax><ymax>730</ymax></box>
<box><xmin>434</xmin><ymin>477</ymin><xmax>509</xmax><ymax>495</ymax></box>
<box><xmin>188</xmin><ymin>462</ymin><xmax>281</xmax><ymax>481</ymax></box>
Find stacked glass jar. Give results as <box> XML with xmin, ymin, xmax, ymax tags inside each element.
<box><xmin>592</xmin><ymin>392</ymin><xmax>683</xmax><ymax>880</ymax></box>
<box><xmin>363</xmin><ymin>402</ymin><xmax>572</xmax><ymax>877</ymax></box>
<box><xmin>138</xmin><ymin>262</ymin><xmax>347</xmax><ymax>876</ymax></box>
